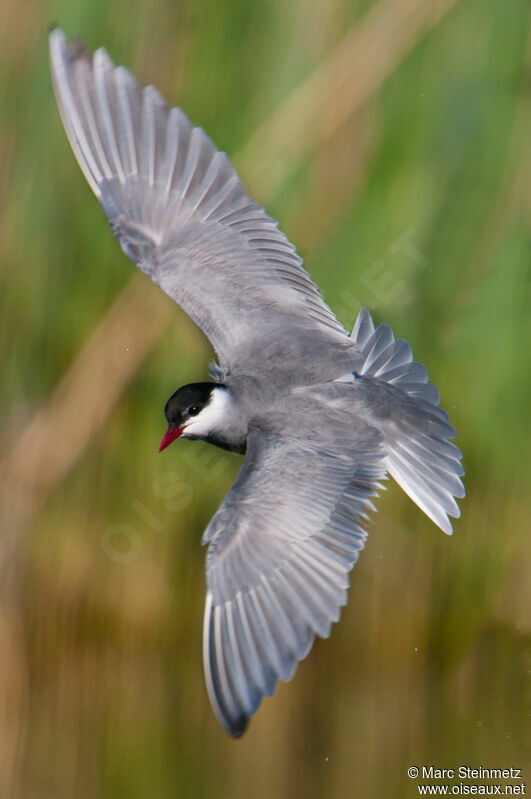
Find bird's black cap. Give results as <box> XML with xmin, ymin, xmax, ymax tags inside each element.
<box><xmin>164</xmin><ymin>382</ymin><xmax>217</xmax><ymax>426</ymax></box>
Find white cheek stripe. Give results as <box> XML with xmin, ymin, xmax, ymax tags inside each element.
<box><xmin>182</xmin><ymin>388</ymin><xmax>231</xmax><ymax>437</ymax></box>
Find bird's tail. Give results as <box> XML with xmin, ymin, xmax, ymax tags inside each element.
<box><xmin>350</xmin><ymin>308</ymin><xmax>464</xmax><ymax>534</ymax></box>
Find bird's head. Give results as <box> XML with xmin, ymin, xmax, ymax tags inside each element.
<box><xmin>159</xmin><ymin>382</ymin><xmax>228</xmax><ymax>451</ymax></box>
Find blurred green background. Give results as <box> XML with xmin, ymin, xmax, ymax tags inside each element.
<box><xmin>1</xmin><ymin>0</ymin><xmax>530</xmax><ymax>796</ymax></box>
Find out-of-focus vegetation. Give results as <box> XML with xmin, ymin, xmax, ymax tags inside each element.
<box><xmin>1</xmin><ymin>0</ymin><xmax>530</xmax><ymax>796</ymax></box>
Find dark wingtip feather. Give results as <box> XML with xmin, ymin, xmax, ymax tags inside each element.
<box><xmin>50</xmin><ymin>27</ymin><xmax>90</xmax><ymax>62</ymax></box>
<box><xmin>227</xmin><ymin>715</ymin><xmax>249</xmax><ymax>739</ymax></box>
<box><xmin>69</xmin><ymin>35</ymin><xmax>92</xmax><ymax>63</ymax></box>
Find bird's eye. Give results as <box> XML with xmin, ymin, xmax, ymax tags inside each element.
<box><xmin>188</xmin><ymin>406</ymin><xmax>201</xmax><ymax>416</ymax></box>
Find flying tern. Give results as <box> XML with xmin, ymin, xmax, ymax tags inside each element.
<box><xmin>49</xmin><ymin>29</ymin><xmax>464</xmax><ymax>737</ymax></box>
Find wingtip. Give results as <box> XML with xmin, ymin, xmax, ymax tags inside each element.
<box><xmin>202</xmin><ymin>592</ymin><xmax>251</xmax><ymax>738</ymax></box>
<box><xmin>440</xmin><ymin>521</ymin><xmax>454</xmax><ymax>536</ymax></box>
<box><xmin>49</xmin><ymin>27</ymin><xmax>93</xmax><ymax>67</ymax></box>
<box><xmin>436</xmin><ymin>502</ymin><xmax>463</xmax><ymax>535</ymax></box>
<box><xmin>225</xmin><ymin>714</ymin><xmax>249</xmax><ymax>739</ymax></box>
<box><xmin>48</xmin><ymin>26</ymin><xmax>65</xmax><ymax>57</ymax></box>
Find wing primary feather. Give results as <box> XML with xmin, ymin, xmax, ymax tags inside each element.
<box><xmin>259</xmin><ymin>576</ymin><xmax>301</xmax><ymax>667</ymax></box>
<box><xmin>93</xmin><ymin>48</ymin><xmax>126</xmax><ymax>185</ymax></box>
<box><xmin>203</xmin><ymin>593</ymin><xmax>248</xmax><ymax>738</ymax></box>
<box><xmin>234</xmin><ymin>592</ymin><xmax>270</xmax><ymax>696</ymax></box>
<box><xmin>224</xmin><ymin>601</ymin><xmax>254</xmax><ymax>714</ymax></box>
<box><xmin>140</xmin><ymin>89</ymin><xmax>156</xmax><ymax>185</ymax></box>
<box><xmin>162</xmin><ymin>107</ymin><xmax>184</xmax><ymax>199</ymax></box>
<box><xmin>114</xmin><ymin>67</ymin><xmax>139</xmax><ymax>178</ymax></box>
<box><xmin>174</xmin><ymin>125</ymin><xmax>202</xmax><ymax>203</ymax></box>
<box><xmin>50</xmin><ymin>31</ymin><xmax>102</xmax><ymax>196</ymax></box>
<box><xmin>72</xmin><ymin>59</ymin><xmax>109</xmax><ymax>184</ymax></box>
<box><xmin>249</xmin><ymin>588</ymin><xmax>287</xmax><ymax>681</ymax></box>
<box><xmin>213</xmin><ymin>604</ymin><xmax>239</xmax><ymax>720</ymax></box>
<box><xmin>281</xmin><ymin>562</ymin><xmax>336</xmax><ymax>637</ymax></box>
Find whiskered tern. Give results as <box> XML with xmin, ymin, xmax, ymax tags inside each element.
<box><xmin>49</xmin><ymin>29</ymin><xmax>465</xmax><ymax>737</ymax></box>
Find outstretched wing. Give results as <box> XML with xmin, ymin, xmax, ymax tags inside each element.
<box><xmin>202</xmin><ymin>426</ymin><xmax>386</xmax><ymax>736</ymax></box>
<box><xmin>49</xmin><ymin>29</ymin><xmax>348</xmax><ymax>375</ymax></box>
